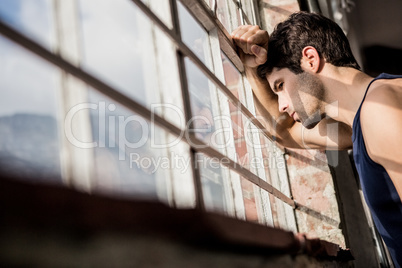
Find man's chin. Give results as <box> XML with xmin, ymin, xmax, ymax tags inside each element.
<box><xmin>302</xmin><ymin>112</ymin><xmax>324</xmax><ymax>129</ymax></box>
<box><xmin>303</xmin><ymin>120</ymin><xmax>320</xmax><ymax>129</ymax></box>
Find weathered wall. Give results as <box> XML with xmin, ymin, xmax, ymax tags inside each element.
<box><xmin>258</xmin><ymin>0</ymin><xmax>300</xmax><ymax>34</ymax></box>
<box><xmin>286</xmin><ymin>149</ymin><xmax>345</xmax><ymax>248</ymax></box>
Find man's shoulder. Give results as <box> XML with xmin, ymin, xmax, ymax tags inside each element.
<box><xmin>362</xmin><ymin>78</ymin><xmax>402</xmax><ymax>113</ymax></box>
<box><xmin>360</xmin><ymin>79</ymin><xmax>402</xmax><ymax>130</ymax></box>
<box><xmin>360</xmin><ymin>78</ymin><xmax>402</xmax><ymax>162</ymax></box>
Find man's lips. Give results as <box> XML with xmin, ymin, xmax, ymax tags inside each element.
<box><xmin>290</xmin><ymin>112</ymin><xmax>301</xmax><ymax>122</ymax></box>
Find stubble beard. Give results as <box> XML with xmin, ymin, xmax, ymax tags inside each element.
<box><xmin>295</xmin><ymin>72</ymin><xmax>326</xmax><ymax>129</ymax></box>
<box><xmin>302</xmin><ymin>110</ymin><xmax>325</xmax><ymax>129</ymax></box>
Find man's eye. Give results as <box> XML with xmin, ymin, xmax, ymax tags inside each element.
<box><xmin>278</xmin><ymin>82</ymin><xmax>284</xmax><ymax>90</ymax></box>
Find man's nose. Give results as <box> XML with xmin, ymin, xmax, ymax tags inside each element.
<box><xmin>278</xmin><ymin>94</ymin><xmax>289</xmax><ymax>113</ymax></box>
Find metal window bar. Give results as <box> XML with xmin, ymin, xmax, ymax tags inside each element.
<box><xmin>234</xmin><ymin>0</ymin><xmax>253</xmax><ymax>25</ymax></box>
<box><xmin>180</xmin><ymin>0</ymin><xmax>243</xmax><ymax>71</ymax></box>
<box><xmin>206</xmin><ymin>28</ymin><xmax>240</xmax><ymax>217</ymax></box>
<box><xmin>0</xmin><ymin>17</ymin><xmax>295</xmax><ymax>209</ymax></box>
<box><xmin>169</xmin><ymin>0</ymin><xmax>206</xmax><ymax>211</ymax></box>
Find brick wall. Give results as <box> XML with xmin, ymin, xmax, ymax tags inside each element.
<box><xmin>286</xmin><ymin>149</ymin><xmax>345</xmax><ymax>248</ymax></box>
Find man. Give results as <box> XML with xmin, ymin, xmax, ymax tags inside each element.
<box><xmin>231</xmin><ymin>11</ymin><xmax>402</xmax><ymax>266</ymax></box>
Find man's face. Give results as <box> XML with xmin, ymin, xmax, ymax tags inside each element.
<box><xmin>266</xmin><ymin>67</ymin><xmax>326</xmax><ymax>129</ymax></box>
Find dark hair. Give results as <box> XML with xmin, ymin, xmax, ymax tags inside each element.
<box><xmin>257</xmin><ymin>11</ymin><xmax>360</xmax><ymax>78</ymax></box>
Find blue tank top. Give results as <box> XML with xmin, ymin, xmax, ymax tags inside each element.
<box><xmin>352</xmin><ymin>73</ymin><xmax>402</xmax><ymax>267</ymax></box>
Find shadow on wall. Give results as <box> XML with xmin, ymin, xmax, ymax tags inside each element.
<box><xmin>363</xmin><ymin>45</ymin><xmax>402</xmax><ymax>77</ymax></box>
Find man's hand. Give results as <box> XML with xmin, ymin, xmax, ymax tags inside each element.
<box><xmin>231</xmin><ymin>25</ymin><xmax>269</xmax><ymax>68</ymax></box>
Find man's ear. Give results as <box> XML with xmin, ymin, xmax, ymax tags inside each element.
<box><xmin>301</xmin><ymin>46</ymin><xmax>321</xmax><ymax>73</ymax></box>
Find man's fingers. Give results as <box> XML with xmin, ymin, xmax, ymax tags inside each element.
<box><xmin>231</xmin><ymin>27</ymin><xmax>252</xmax><ymax>53</ymax></box>
<box><xmin>232</xmin><ymin>26</ymin><xmax>268</xmax><ymax>54</ymax></box>
<box><xmin>231</xmin><ymin>26</ymin><xmax>250</xmax><ymax>43</ymax></box>
<box><xmin>231</xmin><ymin>25</ymin><xmax>269</xmax><ymax>67</ymax></box>
<box><xmin>231</xmin><ymin>25</ymin><xmax>251</xmax><ymax>38</ymax></box>
<box><xmin>230</xmin><ymin>25</ymin><xmax>245</xmax><ymax>37</ymax></box>
<box><xmin>241</xmin><ymin>45</ymin><xmax>267</xmax><ymax>67</ymax></box>
<box><xmin>251</xmin><ymin>44</ymin><xmax>267</xmax><ymax>65</ymax></box>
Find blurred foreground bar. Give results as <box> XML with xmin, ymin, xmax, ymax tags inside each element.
<box><xmin>0</xmin><ymin>176</ymin><xmax>353</xmax><ymax>267</ymax></box>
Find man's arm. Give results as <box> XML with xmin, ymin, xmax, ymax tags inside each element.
<box><xmin>231</xmin><ymin>25</ymin><xmax>352</xmax><ymax>150</ymax></box>
<box><xmin>361</xmin><ymin>84</ymin><xmax>402</xmax><ymax>199</ymax></box>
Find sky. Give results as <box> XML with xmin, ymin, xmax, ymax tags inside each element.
<box><xmin>0</xmin><ymin>0</ymin><xmax>166</xmax><ymax>187</ymax></box>
<box><xmin>0</xmin><ymin>0</ymin><xmax>152</xmax><ymax>117</ymax></box>
<box><xmin>0</xmin><ymin>0</ymin><xmax>54</xmax><ymax>48</ymax></box>
<box><xmin>78</xmin><ymin>0</ymin><xmax>147</xmax><ymax>104</ymax></box>
<box><xmin>0</xmin><ymin>0</ymin><xmax>58</xmax><ymax>117</ymax></box>
<box><xmin>0</xmin><ymin>0</ymin><xmax>221</xmax><ymax>197</ymax></box>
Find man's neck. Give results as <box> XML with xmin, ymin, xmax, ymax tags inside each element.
<box><xmin>319</xmin><ymin>66</ymin><xmax>373</xmax><ymax>127</ymax></box>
